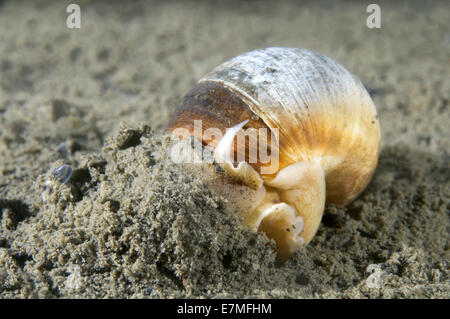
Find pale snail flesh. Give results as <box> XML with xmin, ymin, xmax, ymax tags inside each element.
<box><xmin>168</xmin><ymin>47</ymin><xmax>381</xmax><ymax>259</ymax></box>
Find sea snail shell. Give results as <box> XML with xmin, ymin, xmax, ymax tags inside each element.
<box><xmin>168</xmin><ymin>47</ymin><xmax>381</xmax><ymax>259</ymax></box>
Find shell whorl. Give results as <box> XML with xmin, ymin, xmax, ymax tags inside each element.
<box><xmin>167</xmin><ymin>47</ymin><xmax>382</xmax><ymax>257</ymax></box>
<box><xmin>200</xmin><ymin>47</ymin><xmax>381</xmax><ymax>205</ymax></box>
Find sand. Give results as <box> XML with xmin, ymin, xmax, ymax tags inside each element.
<box><xmin>0</xmin><ymin>0</ymin><xmax>448</xmax><ymax>298</ymax></box>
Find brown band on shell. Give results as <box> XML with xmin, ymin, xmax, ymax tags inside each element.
<box><xmin>167</xmin><ymin>81</ymin><xmax>277</xmax><ymax>175</ymax></box>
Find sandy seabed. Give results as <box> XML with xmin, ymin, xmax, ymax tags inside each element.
<box><xmin>0</xmin><ymin>0</ymin><xmax>448</xmax><ymax>298</ymax></box>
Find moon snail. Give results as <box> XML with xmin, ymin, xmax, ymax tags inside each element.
<box><xmin>168</xmin><ymin>47</ymin><xmax>381</xmax><ymax>259</ymax></box>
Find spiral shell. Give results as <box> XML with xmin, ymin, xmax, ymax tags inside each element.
<box><xmin>168</xmin><ymin>47</ymin><xmax>381</xmax><ymax>259</ymax></box>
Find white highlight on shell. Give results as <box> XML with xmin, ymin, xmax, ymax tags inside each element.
<box><xmin>213</xmin><ymin>120</ymin><xmax>263</xmax><ymax>190</ymax></box>
<box><xmin>214</xmin><ymin>119</ymin><xmax>248</xmax><ymax>164</ymax></box>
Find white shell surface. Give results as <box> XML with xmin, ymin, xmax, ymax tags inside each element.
<box><xmin>200</xmin><ymin>47</ymin><xmax>379</xmax><ymax>167</ymax></box>
<box><xmin>201</xmin><ymin>47</ymin><xmax>362</xmax><ymax>113</ymax></box>
<box><xmin>196</xmin><ymin>47</ymin><xmax>381</xmax><ymax>255</ymax></box>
